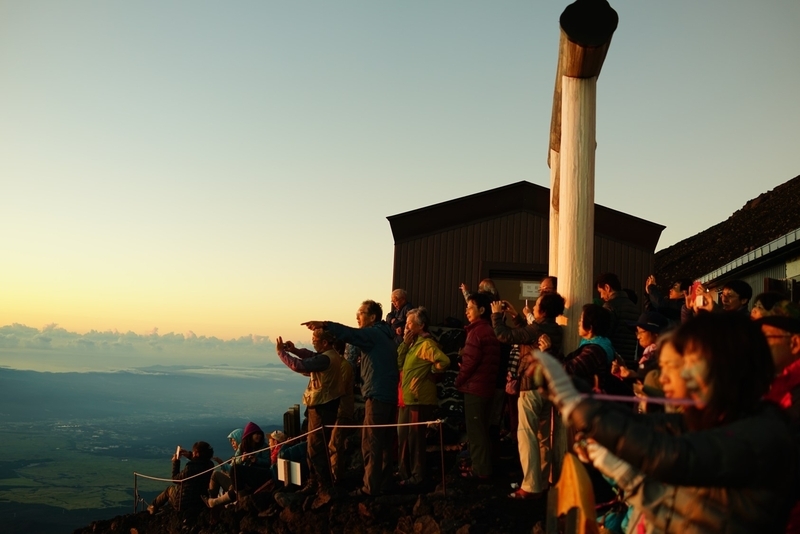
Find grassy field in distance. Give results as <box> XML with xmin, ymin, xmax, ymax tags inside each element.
<box><xmin>0</xmin><ymin>423</ymin><xmax>164</xmax><ymax>510</ymax></box>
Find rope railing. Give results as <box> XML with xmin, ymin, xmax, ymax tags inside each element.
<box><xmin>582</xmin><ymin>393</ymin><xmax>697</xmax><ymax>406</ymax></box>
<box><xmin>133</xmin><ymin>419</ymin><xmax>447</xmax><ymax>512</ymax></box>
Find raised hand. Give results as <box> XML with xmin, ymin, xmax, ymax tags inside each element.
<box><xmin>530</xmin><ymin>350</ymin><xmax>582</xmax><ymax>422</ymax></box>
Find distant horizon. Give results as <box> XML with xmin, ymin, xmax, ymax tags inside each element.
<box><xmin>0</xmin><ymin>322</ymin><xmax>311</xmax><ymax>373</ymax></box>
<box><xmin>3</xmin><ymin>1</ymin><xmax>799</xmax><ymax>370</ymax></box>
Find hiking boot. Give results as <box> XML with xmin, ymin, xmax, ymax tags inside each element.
<box><xmin>296</xmin><ymin>480</ymin><xmax>319</xmax><ymax>496</ymax></box>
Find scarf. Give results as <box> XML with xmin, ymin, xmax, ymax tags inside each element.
<box><xmin>578</xmin><ymin>336</ymin><xmax>615</xmax><ymax>363</ymax></box>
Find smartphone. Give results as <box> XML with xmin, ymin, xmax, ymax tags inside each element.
<box><xmin>691</xmin><ymin>281</ymin><xmax>704</xmax><ymax>307</ymax></box>
<box><xmin>525</xmin><ymin>299</ymin><xmax>528</xmax><ymax>308</ymax></box>
<box><xmin>176</xmin><ymin>446</ymin><xmax>182</xmax><ymax>458</ymax></box>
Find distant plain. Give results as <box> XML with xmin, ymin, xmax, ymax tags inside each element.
<box><xmin>0</xmin><ymin>364</ymin><xmax>301</xmax><ymax>533</ymax></box>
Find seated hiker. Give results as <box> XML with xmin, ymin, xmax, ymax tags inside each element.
<box><xmin>268</xmin><ymin>430</ymin><xmax>288</xmax><ymax>485</ymax></box>
<box><xmin>148</xmin><ymin>441</ymin><xmax>214</xmax><ymax>514</ymax></box>
<box><xmin>209</xmin><ymin>428</ymin><xmax>242</xmax><ymax>497</ymax></box>
<box><xmin>205</xmin><ymin>421</ymin><xmax>270</xmax><ymax>508</ymax></box>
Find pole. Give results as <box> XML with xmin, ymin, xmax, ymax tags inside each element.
<box><xmin>557</xmin><ymin>75</ymin><xmax>597</xmax><ymax>354</ymax></box>
<box><xmin>438</xmin><ymin>421</ymin><xmax>446</xmax><ymax>497</ymax></box>
<box><xmin>549</xmin><ymin>149</ymin><xmax>560</xmax><ymax>277</ymax></box>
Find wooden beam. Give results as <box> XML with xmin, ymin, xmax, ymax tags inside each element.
<box><xmin>549</xmin><ymin>149</ymin><xmax>560</xmax><ymax>276</ymax></box>
<box><xmin>548</xmin><ymin>0</ymin><xmax>618</xmax><ymax>161</ymax></box>
<box><xmin>557</xmin><ymin>76</ymin><xmax>597</xmax><ymax>354</ymax></box>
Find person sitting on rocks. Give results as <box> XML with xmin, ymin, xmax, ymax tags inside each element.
<box><xmin>205</xmin><ymin>421</ymin><xmax>271</xmax><ymax>508</ymax></box>
<box><xmin>209</xmin><ymin>428</ymin><xmax>242</xmax><ymax>497</ymax></box>
<box><xmin>148</xmin><ymin>441</ymin><xmax>214</xmax><ymax>514</ymax></box>
<box><xmin>268</xmin><ymin>430</ymin><xmax>288</xmax><ymax>486</ymax></box>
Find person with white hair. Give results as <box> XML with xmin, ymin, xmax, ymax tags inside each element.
<box><xmin>386</xmin><ymin>288</ymin><xmax>413</xmax><ymax>344</ymax></box>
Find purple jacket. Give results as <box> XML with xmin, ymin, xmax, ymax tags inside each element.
<box><xmin>455</xmin><ymin>319</ymin><xmax>501</xmax><ymax>399</ymax></box>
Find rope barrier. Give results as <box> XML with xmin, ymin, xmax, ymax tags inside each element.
<box><xmin>132</xmin><ymin>419</ymin><xmax>448</xmax><ymax>510</ymax></box>
<box><xmin>134</xmin><ymin>427</ymin><xmax>324</xmax><ymax>484</ymax></box>
<box><xmin>322</xmin><ymin>419</ymin><xmax>444</xmax><ymax>429</ymax></box>
<box><xmin>583</xmin><ymin>393</ymin><xmax>697</xmax><ymax>406</ymax></box>
<box><xmin>131</xmin><ymin>395</ymin><xmax>688</xmax><ymax>510</ymax></box>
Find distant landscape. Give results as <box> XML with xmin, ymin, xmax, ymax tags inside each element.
<box><xmin>0</xmin><ymin>357</ymin><xmax>307</xmax><ymax>534</ymax></box>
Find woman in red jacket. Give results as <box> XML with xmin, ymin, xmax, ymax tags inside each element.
<box><xmin>455</xmin><ymin>292</ymin><xmax>501</xmax><ymax>479</ymax></box>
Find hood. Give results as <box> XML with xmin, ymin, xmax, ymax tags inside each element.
<box><xmin>578</xmin><ymin>336</ymin><xmax>616</xmax><ymax>362</ymax></box>
<box><xmin>242</xmin><ymin>421</ymin><xmax>263</xmax><ymax>442</ymax></box>
<box><xmin>373</xmin><ymin>321</ymin><xmax>393</xmax><ymax>338</ymax></box>
<box><xmin>227</xmin><ymin>428</ymin><xmax>243</xmax><ymax>443</ymax></box>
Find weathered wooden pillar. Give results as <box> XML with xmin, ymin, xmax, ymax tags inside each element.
<box><xmin>558</xmin><ymin>76</ymin><xmax>596</xmax><ymax>353</ymax></box>
<box><xmin>546</xmin><ymin>0</ymin><xmax>618</xmax><ymax>502</ymax></box>
<box><xmin>547</xmin><ymin>0</ymin><xmax>618</xmax><ymax>353</ymax></box>
<box><xmin>549</xmin><ymin>150</ymin><xmax>560</xmax><ymax>276</ymax></box>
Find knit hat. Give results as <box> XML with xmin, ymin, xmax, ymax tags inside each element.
<box><xmin>269</xmin><ymin>430</ymin><xmax>287</xmax><ymax>443</ymax></box>
<box><xmin>242</xmin><ymin>421</ymin><xmax>263</xmax><ymax>442</ymax></box>
<box><xmin>227</xmin><ymin>428</ymin><xmax>243</xmax><ymax>443</ymax></box>
<box><xmin>626</xmin><ymin>312</ymin><xmax>670</xmax><ymax>333</ymax></box>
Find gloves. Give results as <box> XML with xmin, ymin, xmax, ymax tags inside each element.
<box><xmin>532</xmin><ymin>349</ymin><xmax>582</xmax><ymax>422</ymax></box>
<box><xmin>585</xmin><ymin>441</ymin><xmax>642</xmax><ymax>491</ymax></box>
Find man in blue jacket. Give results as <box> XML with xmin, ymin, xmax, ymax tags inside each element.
<box><xmin>303</xmin><ymin>300</ymin><xmax>399</xmax><ymax>496</ymax></box>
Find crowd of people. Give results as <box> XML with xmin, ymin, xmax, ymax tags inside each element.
<box><xmin>143</xmin><ymin>275</ymin><xmax>800</xmax><ymax>533</ymax></box>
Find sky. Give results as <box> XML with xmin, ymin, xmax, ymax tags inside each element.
<box><xmin>2</xmin><ymin>0</ymin><xmax>799</xmax><ymax>353</ymax></box>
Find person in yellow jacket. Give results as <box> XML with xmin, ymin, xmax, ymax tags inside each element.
<box><xmin>396</xmin><ymin>307</ymin><xmax>450</xmax><ymax>486</ymax></box>
<box><xmin>277</xmin><ymin>329</ymin><xmax>343</xmax><ymax>497</ymax></box>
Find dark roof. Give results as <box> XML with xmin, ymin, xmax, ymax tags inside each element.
<box><xmin>655</xmin><ymin>174</ymin><xmax>800</xmax><ymax>284</ymax></box>
<box><xmin>387</xmin><ymin>181</ymin><xmax>664</xmax><ymax>250</ymax></box>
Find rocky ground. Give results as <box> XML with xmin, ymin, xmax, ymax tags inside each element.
<box><xmin>654</xmin><ymin>173</ymin><xmax>800</xmax><ymax>284</ymax></box>
<box><xmin>73</xmin><ymin>443</ymin><xmax>549</xmax><ymax>534</ymax></box>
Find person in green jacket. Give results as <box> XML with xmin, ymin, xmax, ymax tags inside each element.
<box><xmin>396</xmin><ymin>307</ymin><xmax>450</xmax><ymax>486</ymax></box>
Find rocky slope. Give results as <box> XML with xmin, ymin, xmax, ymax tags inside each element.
<box><xmin>654</xmin><ymin>173</ymin><xmax>800</xmax><ymax>284</ymax></box>
<box><xmin>73</xmin><ymin>448</ymin><xmax>548</xmax><ymax>534</ymax></box>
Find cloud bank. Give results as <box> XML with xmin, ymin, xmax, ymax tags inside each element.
<box><xmin>0</xmin><ymin>323</ymin><xmax>293</xmax><ymax>372</ymax></box>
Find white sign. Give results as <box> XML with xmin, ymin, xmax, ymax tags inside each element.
<box><xmin>277</xmin><ymin>458</ymin><xmax>303</xmax><ymax>487</ymax></box>
<box><xmin>520</xmin><ymin>281</ymin><xmax>540</xmax><ymax>299</ymax></box>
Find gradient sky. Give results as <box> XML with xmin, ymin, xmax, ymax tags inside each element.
<box><xmin>2</xmin><ymin>1</ymin><xmax>799</xmax><ymax>347</ymax></box>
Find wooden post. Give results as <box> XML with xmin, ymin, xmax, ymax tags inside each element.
<box><xmin>549</xmin><ymin>149</ymin><xmax>560</xmax><ymax>276</ymax></box>
<box><xmin>547</xmin><ymin>0</ymin><xmax>617</xmax><ymax>351</ymax></box>
<box><xmin>558</xmin><ymin>76</ymin><xmax>597</xmax><ymax>353</ymax></box>
<box><xmin>545</xmin><ymin>5</ymin><xmax>617</xmax><ymax>531</ymax></box>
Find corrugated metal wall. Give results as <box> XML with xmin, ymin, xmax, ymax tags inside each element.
<box><xmin>594</xmin><ymin>234</ymin><xmax>655</xmax><ymax>303</ymax></box>
<box><xmin>393</xmin><ymin>211</ymin><xmax>549</xmax><ymax>325</ymax></box>
<box><xmin>392</xmin><ymin>211</ymin><xmax>654</xmax><ymax>325</ymax></box>
<box><xmin>739</xmin><ymin>263</ymin><xmax>788</xmax><ymax>302</ymax></box>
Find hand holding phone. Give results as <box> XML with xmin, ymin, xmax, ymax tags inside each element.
<box><xmin>690</xmin><ymin>281</ymin><xmax>704</xmax><ymax>308</ymax></box>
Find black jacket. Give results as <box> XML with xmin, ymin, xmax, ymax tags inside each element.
<box><xmin>171</xmin><ymin>457</ymin><xmax>214</xmax><ymax>511</ymax></box>
<box><xmin>604</xmin><ymin>293</ymin><xmax>640</xmax><ymax>362</ymax></box>
<box><xmin>571</xmin><ymin>400</ymin><xmax>798</xmax><ymax>533</ymax></box>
